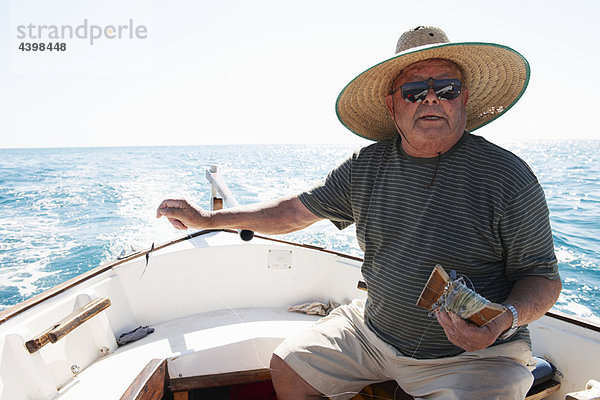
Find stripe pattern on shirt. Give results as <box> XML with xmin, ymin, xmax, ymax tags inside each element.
<box><xmin>299</xmin><ymin>132</ymin><xmax>559</xmax><ymax>359</ymax></box>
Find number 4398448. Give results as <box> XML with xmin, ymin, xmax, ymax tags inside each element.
<box><xmin>19</xmin><ymin>43</ymin><xmax>67</xmax><ymax>51</ymax></box>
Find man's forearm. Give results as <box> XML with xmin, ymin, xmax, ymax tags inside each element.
<box><xmin>205</xmin><ymin>196</ymin><xmax>322</xmax><ymax>235</ymax></box>
<box><xmin>491</xmin><ymin>275</ymin><xmax>562</xmax><ymax>335</ymax></box>
<box><xmin>506</xmin><ymin>275</ymin><xmax>562</xmax><ymax>325</ymax></box>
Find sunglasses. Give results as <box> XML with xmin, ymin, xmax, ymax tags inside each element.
<box><xmin>390</xmin><ymin>78</ymin><xmax>462</xmax><ymax>103</ymax></box>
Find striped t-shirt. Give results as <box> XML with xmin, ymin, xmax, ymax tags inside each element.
<box><xmin>299</xmin><ymin>132</ymin><xmax>559</xmax><ymax>359</ymax></box>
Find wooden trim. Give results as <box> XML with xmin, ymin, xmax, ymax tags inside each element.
<box><xmin>0</xmin><ymin>230</ymin><xmax>218</xmax><ymax>325</ymax></box>
<box><xmin>47</xmin><ymin>297</ymin><xmax>111</xmax><ymax>343</ymax></box>
<box><xmin>525</xmin><ymin>379</ymin><xmax>560</xmax><ymax>400</ymax></box>
<box><xmin>0</xmin><ymin>229</ymin><xmax>364</xmax><ymax>326</ymax></box>
<box><xmin>5</xmin><ymin>226</ymin><xmax>599</xmax><ymax>337</ymax></box>
<box><xmin>545</xmin><ymin>310</ymin><xmax>600</xmax><ymax>333</ymax></box>
<box><xmin>249</xmin><ymin>231</ymin><xmax>363</xmax><ymax>262</ymax></box>
<box><xmin>25</xmin><ymin>297</ymin><xmax>111</xmax><ymax>353</ymax></box>
<box><xmin>169</xmin><ymin>368</ymin><xmax>271</xmax><ymax>392</ymax></box>
<box><xmin>120</xmin><ymin>358</ymin><xmax>168</xmax><ymax>400</ymax></box>
<box><xmin>24</xmin><ymin>330</ymin><xmax>50</xmax><ymax>354</ymax></box>
<box><xmin>212</xmin><ymin>197</ymin><xmax>223</xmax><ymax>211</ymax></box>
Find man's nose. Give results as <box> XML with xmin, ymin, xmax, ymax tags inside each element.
<box><xmin>422</xmin><ymin>87</ymin><xmax>439</xmax><ymax>104</ymax></box>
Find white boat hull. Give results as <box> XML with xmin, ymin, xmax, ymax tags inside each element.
<box><xmin>0</xmin><ymin>230</ymin><xmax>598</xmax><ymax>399</ymax></box>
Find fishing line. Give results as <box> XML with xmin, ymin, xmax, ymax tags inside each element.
<box><xmin>391</xmin><ymin>101</ymin><xmax>443</xmax><ymax>188</ymax></box>
<box><xmin>173</xmin><ymin>244</ymin><xmax>480</xmax><ymax>398</ymax></box>
<box><xmin>195</xmin><ymin>280</ymin><xmax>408</xmax><ymax>399</ymax></box>
<box><xmin>196</xmin><ymin>282</ymin><xmax>271</xmax><ymax>370</ymax></box>
<box><xmin>185</xmin><ymin>238</ymin><xmax>441</xmax><ymax>399</ymax></box>
<box><xmin>429</xmin><ymin>273</ymin><xmax>490</xmax><ymax>320</ymax></box>
<box><xmin>409</xmin><ymin>319</ymin><xmax>436</xmax><ymax>359</ymax></box>
<box><xmin>391</xmin><ymin>101</ymin><xmax>420</xmax><ymax>156</ymax></box>
<box><xmin>138</xmin><ymin>233</ymin><xmax>271</xmax><ymax>368</ymax></box>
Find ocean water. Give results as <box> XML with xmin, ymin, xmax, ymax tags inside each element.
<box><xmin>1</xmin><ymin>141</ymin><xmax>599</xmax><ymax>324</ymax></box>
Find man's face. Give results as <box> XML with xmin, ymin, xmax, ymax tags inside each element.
<box><xmin>385</xmin><ymin>59</ymin><xmax>469</xmax><ymax>157</ymax></box>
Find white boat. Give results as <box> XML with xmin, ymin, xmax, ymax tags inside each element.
<box><xmin>1</xmin><ymin>169</ymin><xmax>599</xmax><ymax>400</ymax></box>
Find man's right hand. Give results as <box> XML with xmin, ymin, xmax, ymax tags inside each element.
<box><xmin>156</xmin><ymin>199</ymin><xmax>209</xmax><ymax>230</ymax></box>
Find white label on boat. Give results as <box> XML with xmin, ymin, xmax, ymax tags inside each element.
<box><xmin>268</xmin><ymin>249</ymin><xmax>292</xmax><ymax>269</ymax></box>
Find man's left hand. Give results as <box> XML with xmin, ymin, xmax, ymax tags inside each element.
<box><xmin>436</xmin><ymin>310</ymin><xmax>509</xmax><ymax>352</ymax></box>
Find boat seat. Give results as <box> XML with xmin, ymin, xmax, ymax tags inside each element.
<box><xmin>55</xmin><ymin>307</ymin><xmax>320</xmax><ymax>400</ymax></box>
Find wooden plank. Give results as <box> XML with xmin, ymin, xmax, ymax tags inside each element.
<box><xmin>47</xmin><ymin>297</ymin><xmax>111</xmax><ymax>343</ymax></box>
<box><xmin>545</xmin><ymin>310</ymin><xmax>600</xmax><ymax>333</ymax></box>
<box><xmin>525</xmin><ymin>379</ymin><xmax>560</xmax><ymax>400</ymax></box>
<box><xmin>173</xmin><ymin>392</ymin><xmax>188</xmax><ymax>400</ymax></box>
<box><xmin>120</xmin><ymin>358</ymin><xmax>168</xmax><ymax>400</ymax></box>
<box><xmin>25</xmin><ymin>297</ymin><xmax>111</xmax><ymax>353</ymax></box>
<box><xmin>468</xmin><ymin>303</ymin><xmax>505</xmax><ymax>327</ymax></box>
<box><xmin>352</xmin><ymin>379</ymin><xmax>560</xmax><ymax>400</ymax></box>
<box><xmin>416</xmin><ymin>265</ymin><xmax>505</xmax><ymax>327</ymax></box>
<box><xmin>169</xmin><ymin>368</ymin><xmax>271</xmax><ymax>392</ymax></box>
<box><xmin>212</xmin><ymin>197</ymin><xmax>223</xmax><ymax>211</ymax></box>
<box><xmin>416</xmin><ymin>265</ymin><xmax>450</xmax><ymax>310</ymax></box>
<box><xmin>24</xmin><ymin>328</ymin><xmax>52</xmax><ymax>353</ymax></box>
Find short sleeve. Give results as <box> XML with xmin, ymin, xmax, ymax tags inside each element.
<box><xmin>500</xmin><ymin>181</ymin><xmax>560</xmax><ymax>281</ymax></box>
<box><xmin>298</xmin><ymin>154</ymin><xmax>355</xmax><ymax>230</ymax></box>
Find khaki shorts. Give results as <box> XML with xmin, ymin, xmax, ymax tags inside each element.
<box><xmin>274</xmin><ymin>299</ymin><xmax>535</xmax><ymax>400</ymax></box>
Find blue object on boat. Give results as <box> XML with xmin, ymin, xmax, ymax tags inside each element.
<box><xmin>531</xmin><ymin>356</ymin><xmax>555</xmax><ymax>386</ymax></box>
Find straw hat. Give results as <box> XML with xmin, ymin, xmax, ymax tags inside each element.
<box><xmin>335</xmin><ymin>26</ymin><xmax>530</xmax><ymax>141</ymax></box>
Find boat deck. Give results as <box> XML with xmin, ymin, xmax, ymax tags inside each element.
<box><xmin>54</xmin><ymin>307</ymin><xmax>320</xmax><ymax>399</ymax></box>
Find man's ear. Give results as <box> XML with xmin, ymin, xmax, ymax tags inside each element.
<box><xmin>462</xmin><ymin>89</ymin><xmax>469</xmax><ymax>105</ymax></box>
<box><xmin>385</xmin><ymin>94</ymin><xmax>395</xmax><ymax>116</ymax></box>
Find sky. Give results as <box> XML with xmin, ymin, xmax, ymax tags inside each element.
<box><xmin>0</xmin><ymin>0</ymin><xmax>599</xmax><ymax>148</ymax></box>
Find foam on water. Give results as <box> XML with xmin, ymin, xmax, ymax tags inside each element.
<box><xmin>1</xmin><ymin>141</ymin><xmax>599</xmax><ymax>324</ymax></box>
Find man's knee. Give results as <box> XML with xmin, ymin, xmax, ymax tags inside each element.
<box><xmin>270</xmin><ymin>354</ymin><xmax>300</xmax><ymax>384</ymax></box>
<box><xmin>269</xmin><ymin>354</ymin><xmax>287</xmax><ymax>376</ymax></box>
<box><xmin>270</xmin><ymin>354</ymin><xmax>322</xmax><ymax>399</ymax></box>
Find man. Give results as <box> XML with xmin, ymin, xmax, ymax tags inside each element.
<box><xmin>157</xmin><ymin>27</ymin><xmax>561</xmax><ymax>399</ymax></box>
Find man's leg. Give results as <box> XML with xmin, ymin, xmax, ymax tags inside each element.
<box><xmin>394</xmin><ymin>340</ymin><xmax>535</xmax><ymax>400</ymax></box>
<box><xmin>271</xmin><ymin>300</ymin><xmax>390</xmax><ymax>400</ymax></box>
<box><xmin>270</xmin><ymin>354</ymin><xmax>324</xmax><ymax>400</ymax></box>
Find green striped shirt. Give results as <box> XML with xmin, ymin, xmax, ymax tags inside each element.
<box><xmin>299</xmin><ymin>132</ymin><xmax>559</xmax><ymax>359</ymax></box>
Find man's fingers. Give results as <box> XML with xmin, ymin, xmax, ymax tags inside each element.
<box><xmin>436</xmin><ymin>310</ymin><xmax>452</xmax><ymax>327</ymax></box>
<box><xmin>158</xmin><ymin>207</ymin><xmax>182</xmax><ymax>218</ymax></box>
<box><xmin>437</xmin><ymin>309</ymin><xmax>496</xmax><ymax>352</ymax></box>
<box><xmin>156</xmin><ymin>198</ymin><xmax>204</xmax><ymax>230</ymax></box>
<box><xmin>156</xmin><ymin>199</ymin><xmax>188</xmax><ymax>218</ymax></box>
<box><xmin>448</xmin><ymin>311</ymin><xmax>468</xmax><ymax>327</ymax></box>
<box><xmin>168</xmin><ymin>218</ymin><xmax>188</xmax><ymax>230</ymax></box>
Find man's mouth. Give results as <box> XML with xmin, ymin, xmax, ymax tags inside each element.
<box><xmin>419</xmin><ymin>115</ymin><xmax>444</xmax><ymax>121</ymax></box>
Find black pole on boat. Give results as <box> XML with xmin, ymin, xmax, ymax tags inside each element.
<box><xmin>206</xmin><ymin>165</ymin><xmax>255</xmax><ymax>242</ymax></box>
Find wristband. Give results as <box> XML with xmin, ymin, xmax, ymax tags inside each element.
<box><xmin>500</xmin><ymin>303</ymin><xmax>519</xmax><ymax>340</ymax></box>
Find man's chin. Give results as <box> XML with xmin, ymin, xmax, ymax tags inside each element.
<box><xmin>412</xmin><ymin>127</ymin><xmax>451</xmax><ymax>140</ymax></box>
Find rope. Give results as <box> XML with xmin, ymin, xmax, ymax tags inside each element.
<box><xmin>429</xmin><ymin>272</ymin><xmax>490</xmax><ymax>320</ymax></box>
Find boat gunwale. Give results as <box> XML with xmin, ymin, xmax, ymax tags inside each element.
<box><xmin>0</xmin><ymin>229</ymin><xmax>362</xmax><ymax>325</ymax></box>
<box><xmin>0</xmin><ymin>229</ymin><xmax>216</xmax><ymax>325</ymax></box>
<box><xmin>1</xmin><ymin>230</ymin><xmax>598</xmax><ymax>336</ymax></box>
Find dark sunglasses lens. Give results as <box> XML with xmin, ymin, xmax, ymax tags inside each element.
<box><xmin>401</xmin><ymin>81</ymin><xmax>429</xmax><ymax>103</ymax></box>
<box><xmin>400</xmin><ymin>79</ymin><xmax>462</xmax><ymax>102</ymax></box>
<box><xmin>433</xmin><ymin>79</ymin><xmax>462</xmax><ymax>100</ymax></box>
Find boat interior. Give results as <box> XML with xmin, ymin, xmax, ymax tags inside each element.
<box><xmin>1</xmin><ymin>230</ymin><xmax>599</xmax><ymax>400</ymax></box>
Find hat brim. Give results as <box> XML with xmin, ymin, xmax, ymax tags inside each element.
<box><xmin>335</xmin><ymin>42</ymin><xmax>530</xmax><ymax>141</ymax></box>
